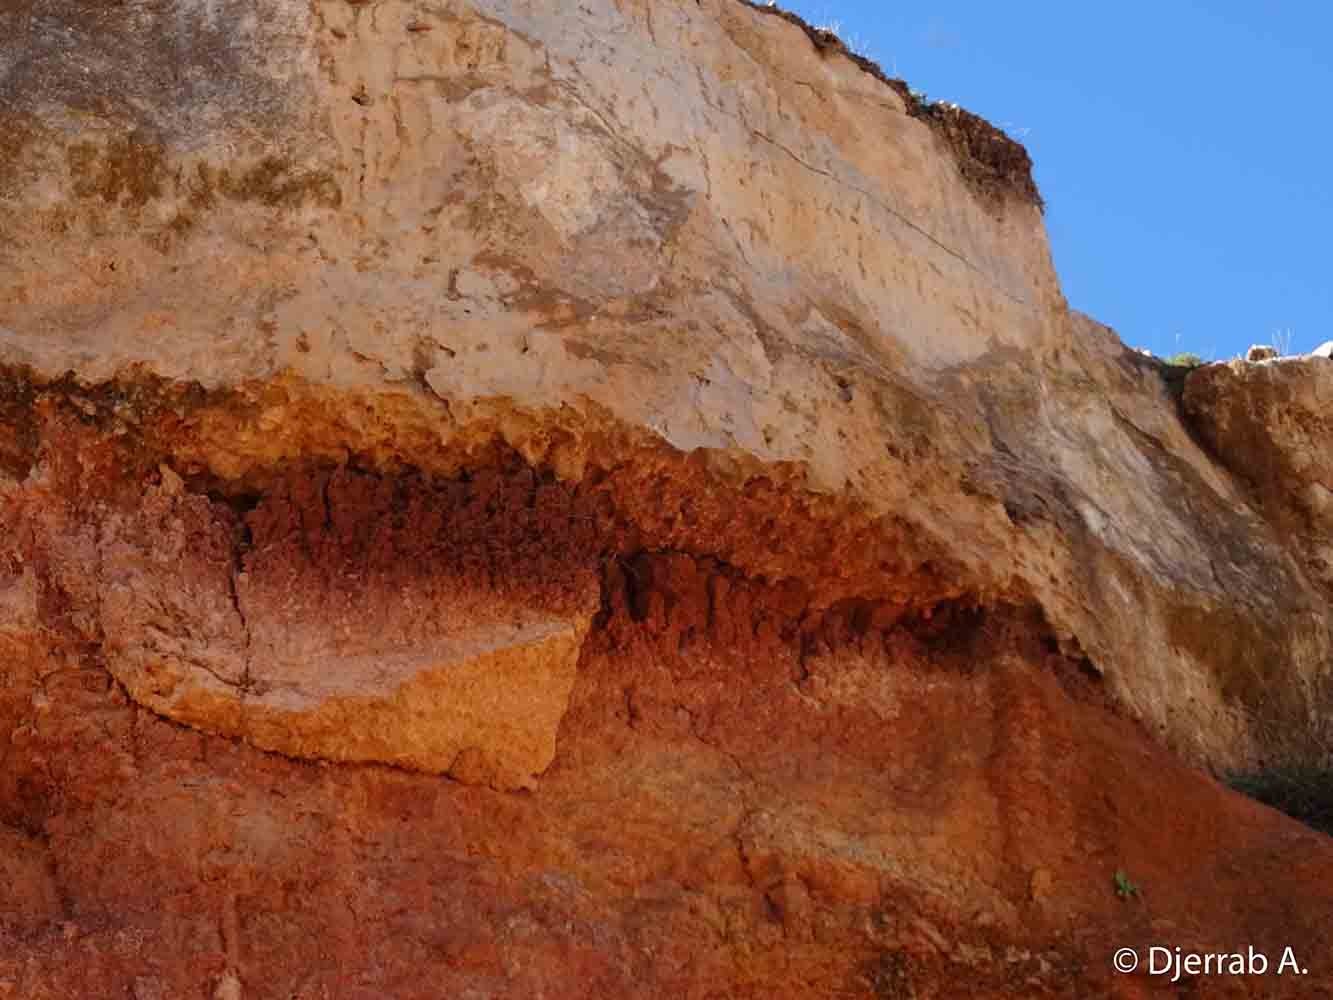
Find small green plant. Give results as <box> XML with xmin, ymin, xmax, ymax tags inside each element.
<box><xmin>1163</xmin><ymin>352</ymin><xmax>1204</xmax><ymax>368</ymax></box>
<box><xmin>907</xmin><ymin>87</ymin><xmax>930</xmax><ymax>109</ymax></box>
<box><xmin>1113</xmin><ymin>870</ymin><xmax>1140</xmax><ymax>899</ymax></box>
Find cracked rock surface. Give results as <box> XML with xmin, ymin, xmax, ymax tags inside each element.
<box><xmin>3</xmin><ymin>1</ymin><xmax>1333</xmax><ymax>996</ymax></box>
<box><xmin>3</xmin><ymin>0</ymin><xmax>1327</xmax><ymax>770</ymax></box>
<box><xmin>98</xmin><ymin>465</ymin><xmax>598</xmax><ymax>789</ymax></box>
<box><xmin>1185</xmin><ymin>357</ymin><xmax>1333</xmax><ymax>597</ymax></box>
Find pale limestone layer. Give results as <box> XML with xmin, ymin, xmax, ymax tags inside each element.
<box><xmin>2</xmin><ymin>0</ymin><xmax>1329</xmax><ymax>767</ymax></box>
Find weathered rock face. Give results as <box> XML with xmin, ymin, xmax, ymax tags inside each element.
<box><xmin>1185</xmin><ymin>358</ymin><xmax>1333</xmax><ymax>603</ymax></box>
<box><xmin>3</xmin><ymin>1</ymin><xmax>1333</xmax><ymax>997</ymax></box>
<box><xmin>97</xmin><ymin>465</ymin><xmax>599</xmax><ymax>789</ymax></box>
<box><xmin>5</xmin><ymin>0</ymin><xmax>1328</xmax><ymax>771</ymax></box>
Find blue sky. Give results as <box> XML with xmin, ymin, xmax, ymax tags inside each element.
<box><xmin>777</xmin><ymin>0</ymin><xmax>1331</xmax><ymax>360</ymax></box>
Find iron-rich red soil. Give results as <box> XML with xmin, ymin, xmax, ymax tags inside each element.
<box><xmin>1</xmin><ymin>377</ymin><xmax>1331</xmax><ymax>998</ymax></box>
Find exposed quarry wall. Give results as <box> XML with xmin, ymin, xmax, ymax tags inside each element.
<box><xmin>3</xmin><ymin>1</ymin><xmax>1333</xmax><ymax>996</ymax></box>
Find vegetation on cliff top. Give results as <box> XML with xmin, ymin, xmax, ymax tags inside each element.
<box><xmin>741</xmin><ymin>0</ymin><xmax>1043</xmax><ymax>212</ymax></box>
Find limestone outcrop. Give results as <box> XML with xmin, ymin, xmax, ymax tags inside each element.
<box><xmin>2</xmin><ymin>1</ymin><xmax>1333</xmax><ymax>996</ymax></box>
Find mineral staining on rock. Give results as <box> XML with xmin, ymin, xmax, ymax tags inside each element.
<box><xmin>101</xmin><ymin>498</ymin><xmax>592</xmax><ymax>790</ymax></box>
<box><xmin>3</xmin><ymin>0</ymin><xmax>1323</xmax><ymax>774</ymax></box>
<box><xmin>94</xmin><ymin>459</ymin><xmax>600</xmax><ymax>790</ymax></box>
<box><xmin>4</xmin><ymin>0</ymin><xmax>1333</xmax><ymax>996</ymax></box>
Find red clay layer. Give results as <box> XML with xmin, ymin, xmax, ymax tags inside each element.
<box><xmin>2</xmin><ymin>376</ymin><xmax>1331</xmax><ymax>996</ymax></box>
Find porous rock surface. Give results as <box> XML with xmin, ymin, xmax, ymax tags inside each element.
<box><xmin>97</xmin><ymin>463</ymin><xmax>599</xmax><ymax>789</ymax></box>
<box><xmin>2</xmin><ymin>1</ymin><xmax>1333</xmax><ymax>996</ymax></box>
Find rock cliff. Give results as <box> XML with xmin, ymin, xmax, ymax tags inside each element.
<box><xmin>1186</xmin><ymin>359</ymin><xmax>1333</xmax><ymax>598</ymax></box>
<box><xmin>2</xmin><ymin>1</ymin><xmax>1332</xmax><ymax>996</ymax></box>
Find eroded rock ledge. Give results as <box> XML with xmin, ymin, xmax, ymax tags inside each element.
<box><xmin>99</xmin><ymin>464</ymin><xmax>599</xmax><ymax>790</ymax></box>
<box><xmin>3</xmin><ymin>0</ymin><xmax>1327</xmax><ymax>776</ymax></box>
<box><xmin>9</xmin><ymin>372</ymin><xmax>1333</xmax><ymax>999</ymax></box>
<box><xmin>3</xmin><ymin>367</ymin><xmax>990</xmax><ymax>791</ymax></box>
<box><xmin>6</xmin><ymin>372</ymin><xmax>1333</xmax><ymax>997</ymax></box>
<box><xmin>5</xmin><ymin>1</ymin><xmax>1333</xmax><ymax>994</ymax></box>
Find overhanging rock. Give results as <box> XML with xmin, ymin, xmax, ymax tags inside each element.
<box><xmin>96</xmin><ymin>465</ymin><xmax>598</xmax><ymax>790</ymax></box>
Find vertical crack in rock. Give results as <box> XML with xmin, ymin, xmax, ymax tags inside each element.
<box><xmin>116</xmin><ymin>462</ymin><xmax>608</xmax><ymax>791</ymax></box>
<box><xmin>225</xmin><ymin>499</ymin><xmax>254</xmax><ymax>694</ymax></box>
<box><xmin>96</xmin><ymin>465</ymin><xmax>250</xmax><ymax>702</ymax></box>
